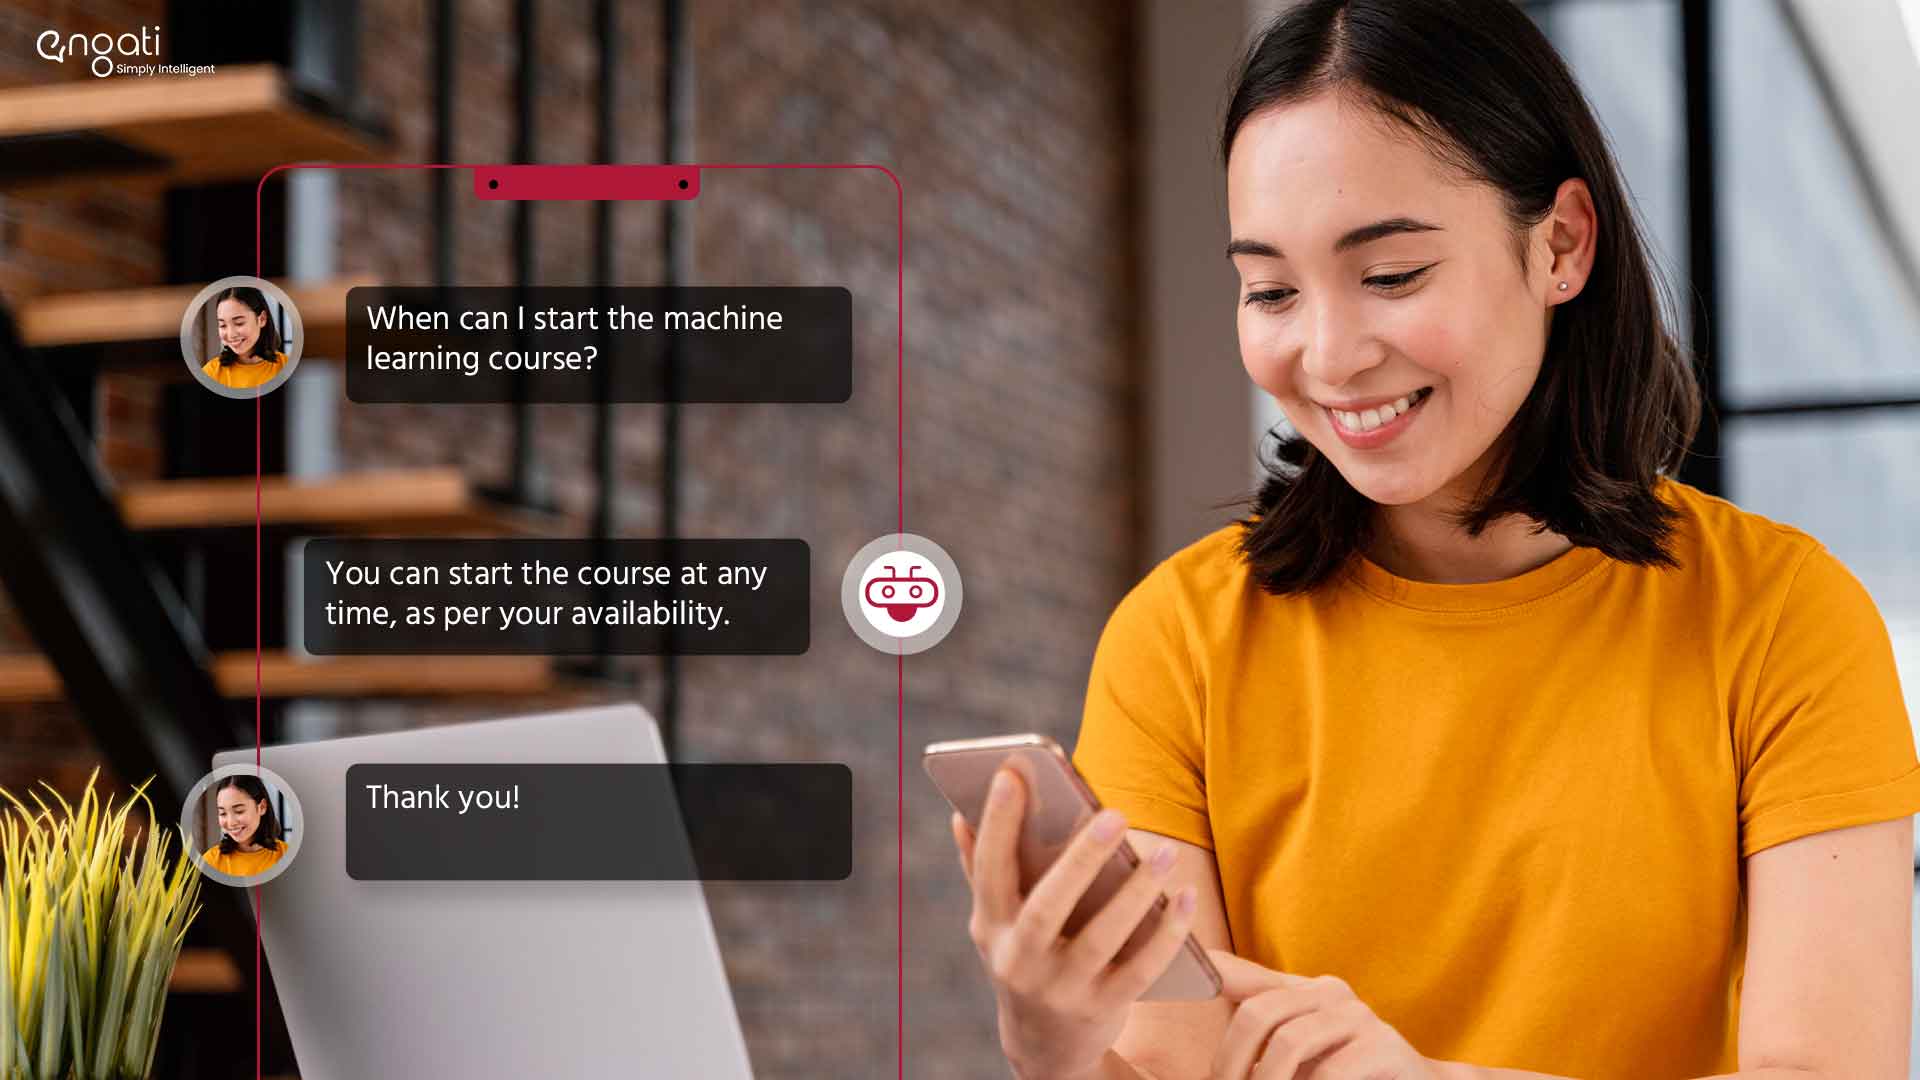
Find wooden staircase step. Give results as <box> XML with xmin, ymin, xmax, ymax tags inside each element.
<box><xmin>0</xmin><ymin>65</ymin><xmax>383</xmax><ymax>191</ymax></box>
<box><xmin>0</xmin><ymin>652</ymin><xmax>553</xmax><ymax>704</ymax></box>
<box><xmin>169</xmin><ymin>947</ymin><xmax>244</xmax><ymax>994</ymax></box>
<box><xmin>118</xmin><ymin>468</ymin><xmax>551</xmax><ymax>536</ymax></box>
<box><xmin>217</xmin><ymin>653</ymin><xmax>553</xmax><ymax>698</ymax></box>
<box><xmin>19</xmin><ymin>277</ymin><xmax>365</xmax><ymax>362</ymax></box>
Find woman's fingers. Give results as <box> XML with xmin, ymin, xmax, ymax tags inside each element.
<box><xmin>1061</xmin><ymin>840</ymin><xmax>1180</xmax><ymax>978</ymax></box>
<box><xmin>1013</xmin><ymin>807</ymin><xmax>1131</xmax><ymax>948</ymax></box>
<box><xmin>950</xmin><ymin>811</ymin><xmax>976</xmax><ymax>884</ymax></box>
<box><xmin>1098</xmin><ymin>884</ymin><xmax>1198</xmax><ymax>1005</ymax></box>
<box><xmin>1248</xmin><ymin>1007</ymin><xmax>1357</xmax><ymax>1078</ymax></box>
<box><xmin>1208</xmin><ymin>949</ymin><xmax>1306</xmax><ymax>1001</ymax></box>
<box><xmin>968</xmin><ymin>769</ymin><xmax>1027</xmax><ymax>926</ymax></box>
<box><xmin>1212</xmin><ymin>986</ymin><xmax>1318</xmax><ymax>1080</ymax></box>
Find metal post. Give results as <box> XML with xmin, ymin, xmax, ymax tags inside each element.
<box><xmin>589</xmin><ymin>0</ymin><xmax>618</xmax><ymax>674</ymax></box>
<box><xmin>434</xmin><ymin>0</ymin><xmax>457</xmax><ymax>286</ymax></box>
<box><xmin>508</xmin><ymin>0</ymin><xmax>541</xmax><ymax>507</ymax></box>
<box><xmin>660</xmin><ymin>0</ymin><xmax>688</xmax><ymax>755</ymax></box>
<box><xmin>1680</xmin><ymin>0</ymin><xmax>1724</xmax><ymax>494</ymax></box>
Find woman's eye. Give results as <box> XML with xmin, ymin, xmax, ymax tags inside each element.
<box><xmin>1243</xmin><ymin>288</ymin><xmax>1294</xmax><ymax>310</ymax></box>
<box><xmin>1364</xmin><ymin>265</ymin><xmax>1433</xmax><ymax>292</ymax></box>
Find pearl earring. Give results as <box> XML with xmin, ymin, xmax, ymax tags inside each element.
<box><xmin>1557</xmin><ymin>281</ymin><xmax>1569</xmax><ymax>291</ymax></box>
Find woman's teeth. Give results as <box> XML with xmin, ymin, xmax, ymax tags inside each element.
<box><xmin>1331</xmin><ymin>387</ymin><xmax>1430</xmax><ymax>432</ymax></box>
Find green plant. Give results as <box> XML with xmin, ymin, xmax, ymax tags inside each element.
<box><xmin>0</xmin><ymin>771</ymin><xmax>202</xmax><ymax>1080</ymax></box>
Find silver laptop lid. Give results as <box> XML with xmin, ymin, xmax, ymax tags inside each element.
<box><xmin>214</xmin><ymin>704</ymin><xmax>755</xmax><ymax>1080</ymax></box>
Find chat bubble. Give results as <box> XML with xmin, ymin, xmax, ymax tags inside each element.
<box><xmin>344</xmin><ymin>285</ymin><xmax>851</xmax><ymax>403</ymax></box>
<box><xmin>346</xmin><ymin>764</ymin><xmax>851</xmax><ymax>881</ymax></box>
<box><xmin>303</xmin><ymin>538</ymin><xmax>809</xmax><ymax>655</ymax></box>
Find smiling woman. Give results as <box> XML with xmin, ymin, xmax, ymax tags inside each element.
<box><xmin>204</xmin><ymin>773</ymin><xmax>288</xmax><ymax>878</ymax></box>
<box><xmin>182</xmin><ymin>276</ymin><xmax>305</xmax><ymax>398</ymax></box>
<box><xmin>201</xmin><ymin>286</ymin><xmax>288</xmax><ymax>389</ymax></box>
<box><xmin>1222</xmin><ymin>57</ymin><xmax>1696</xmax><ymax>589</ymax></box>
<box><xmin>949</xmin><ymin>2</ymin><xmax>1920</xmax><ymax>1079</ymax></box>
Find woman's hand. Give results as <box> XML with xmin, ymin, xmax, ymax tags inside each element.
<box><xmin>1208</xmin><ymin>951</ymin><xmax>1439</xmax><ymax>1080</ymax></box>
<box><xmin>952</xmin><ymin>768</ymin><xmax>1200</xmax><ymax>1080</ymax></box>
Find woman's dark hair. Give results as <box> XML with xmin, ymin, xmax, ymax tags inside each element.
<box><xmin>1224</xmin><ymin>0</ymin><xmax>1700</xmax><ymax>593</ymax></box>
<box><xmin>214</xmin><ymin>774</ymin><xmax>284</xmax><ymax>854</ymax></box>
<box><xmin>210</xmin><ymin>286</ymin><xmax>282</xmax><ymax>363</ymax></box>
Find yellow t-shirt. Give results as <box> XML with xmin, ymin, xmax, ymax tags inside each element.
<box><xmin>1073</xmin><ymin>479</ymin><xmax>1920</xmax><ymax>1080</ymax></box>
<box><xmin>202</xmin><ymin>351</ymin><xmax>288</xmax><ymax>389</ymax></box>
<box><xmin>203</xmin><ymin>839</ymin><xmax>286</xmax><ymax>878</ymax></box>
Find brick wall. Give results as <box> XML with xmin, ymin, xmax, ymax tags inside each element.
<box><xmin>1</xmin><ymin>1</ymin><xmax>1141</xmax><ymax>1075</ymax></box>
<box><xmin>336</xmin><ymin>4</ymin><xmax>1140</xmax><ymax>1076</ymax></box>
<box><xmin>0</xmin><ymin>1</ymin><xmax>167</xmax><ymax>300</ymax></box>
<box><xmin>685</xmin><ymin>7</ymin><xmax>1140</xmax><ymax>1076</ymax></box>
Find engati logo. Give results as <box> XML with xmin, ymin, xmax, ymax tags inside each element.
<box><xmin>34</xmin><ymin>26</ymin><xmax>210</xmax><ymax>79</ymax></box>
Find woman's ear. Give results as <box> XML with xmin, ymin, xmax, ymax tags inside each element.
<box><xmin>1539</xmin><ymin>177</ymin><xmax>1597</xmax><ymax>303</ymax></box>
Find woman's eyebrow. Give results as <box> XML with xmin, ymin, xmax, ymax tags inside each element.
<box><xmin>1334</xmin><ymin>216</ymin><xmax>1443</xmax><ymax>252</ymax></box>
<box><xmin>1226</xmin><ymin>216</ymin><xmax>1444</xmax><ymax>260</ymax></box>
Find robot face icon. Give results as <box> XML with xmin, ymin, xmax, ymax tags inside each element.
<box><xmin>842</xmin><ymin>533</ymin><xmax>962</xmax><ymax>655</ymax></box>
<box><xmin>850</xmin><ymin>547</ymin><xmax>948</xmax><ymax>640</ymax></box>
<box><xmin>864</xmin><ymin>565</ymin><xmax>939</xmax><ymax>622</ymax></box>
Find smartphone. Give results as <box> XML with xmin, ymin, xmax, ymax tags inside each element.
<box><xmin>923</xmin><ymin>733</ymin><xmax>1221</xmax><ymax>1000</ymax></box>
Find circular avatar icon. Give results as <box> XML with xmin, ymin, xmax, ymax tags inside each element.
<box><xmin>842</xmin><ymin>533</ymin><xmax>963</xmax><ymax>655</ymax></box>
<box><xmin>181</xmin><ymin>763</ymin><xmax>305</xmax><ymax>888</ymax></box>
<box><xmin>179</xmin><ymin>275</ymin><xmax>305</xmax><ymax>399</ymax></box>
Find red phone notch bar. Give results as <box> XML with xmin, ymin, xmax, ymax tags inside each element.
<box><xmin>472</xmin><ymin>164</ymin><xmax>700</xmax><ymax>201</ymax></box>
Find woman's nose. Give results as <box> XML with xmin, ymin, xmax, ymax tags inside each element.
<box><xmin>1299</xmin><ymin>296</ymin><xmax>1382</xmax><ymax>387</ymax></box>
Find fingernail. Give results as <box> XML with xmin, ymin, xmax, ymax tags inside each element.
<box><xmin>989</xmin><ymin>770</ymin><xmax>1013</xmax><ymax>803</ymax></box>
<box><xmin>1149</xmin><ymin>843</ymin><xmax>1177</xmax><ymax>876</ymax></box>
<box><xmin>1174</xmin><ymin>887</ymin><xmax>1196</xmax><ymax>916</ymax></box>
<box><xmin>1090</xmin><ymin>809</ymin><xmax>1124</xmax><ymax>841</ymax></box>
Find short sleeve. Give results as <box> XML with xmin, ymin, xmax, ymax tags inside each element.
<box><xmin>1737</xmin><ymin>544</ymin><xmax>1920</xmax><ymax>857</ymax></box>
<box><xmin>1071</xmin><ymin>566</ymin><xmax>1213</xmax><ymax>850</ymax></box>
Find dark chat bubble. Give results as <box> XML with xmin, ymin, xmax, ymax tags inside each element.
<box><xmin>344</xmin><ymin>285</ymin><xmax>851</xmax><ymax>403</ymax></box>
<box><xmin>303</xmin><ymin>538</ymin><xmax>808</xmax><ymax>655</ymax></box>
<box><xmin>346</xmin><ymin>763</ymin><xmax>852</xmax><ymax>881</ymax></box>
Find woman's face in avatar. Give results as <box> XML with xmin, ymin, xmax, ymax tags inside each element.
<box><xmin>216</xmin><ymin>786</ymin><xmax>266</xmax><ymax>848</ymax></box>
<box><xmin>215</xmin><ymin>298</ymin><xmax>267</xmax><ymax>358</ymax></box>
<box><xmin>1226</xmin><ymin>92</ymin><xmax>1559</xmax><ymax>509</ymax></box>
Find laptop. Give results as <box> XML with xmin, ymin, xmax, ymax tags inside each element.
<box><xmin>214</xmin><ymin>704</ymin><xmax>756</xmax><ymax>1079</ymax></box>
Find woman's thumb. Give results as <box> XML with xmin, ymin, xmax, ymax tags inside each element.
<box><xmin>1206</xmin><ymin>949</ymin><xmax>1305</xmax><ymax>1001</ymax></box>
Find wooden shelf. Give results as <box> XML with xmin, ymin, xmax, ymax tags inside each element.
<box><xmin>0</xmin><ymin>652</ymin><xmax>553</xmax><ymax>704</ymax></box>
<box><xmin>169</xmin><ymin>948</ymin><xmax>243</xmax><ymax>994</ymax></box>
<box><xmin>18</xmin><ymin>277</ymin><xmax>366</xmax><ymax>362</ymax></box>
<box><xmin>216</xmin><ymin>653</ymin><xmax>553</xmax><ymax>699</ymax></box>
<box><xmin>0</xmin><ymin>64</ymin><xmax>383</xmax><ymax>191</ymax></box>
<box><xmin>117</xmin><ymin>468</ymin><xmax>550</xmax><ymax>536</ymax></box>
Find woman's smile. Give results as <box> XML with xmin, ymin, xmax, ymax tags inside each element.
<box><xmin>1320</xmin><ymin>385</ymin><xmax>1434</xmax><ymax>449</ymax></box>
